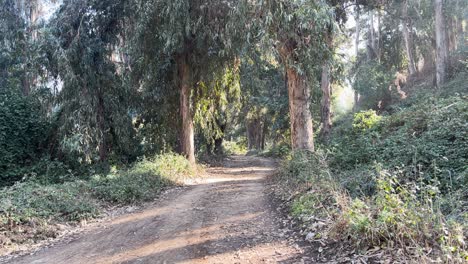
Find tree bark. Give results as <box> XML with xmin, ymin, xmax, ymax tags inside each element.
<box><xmin>355</xmin><ymin>6</ymin><xmax>360</xmax><ymax>59</ymax></box>
<box><xmin>213</xmin><ymin>120</ymin><xmax>226</xmax><ymax>154</ymax></box>
<box><xmin>456</xmin><ymin>0</ymin><xmax>464</xmax><ymax>50</ymax></box>
<box><xmin>286</xmin><ymin>66</ymin><xmax>314</xmax><ymax>151</ymax></box>
<box><xmin>97</xmin><ymin>93</ymin><xmax>107</xmax><ymax>162</ymax></box>
<box><xmin>320</xmin><ymin>63</ymin><xmax>332</xmax><ymax>141</ymax></box>
<box><xmin>435</xmin><ymin>0</ymin><xmax>448</xmax><ymax>87</ymax></box>
<box><xmin>377</xmin><ymin>9</ymin><xmax>382</xmax><ymax>61</ymax></box>
<box><xmin>246</xmin><ymin>117</ymin><xmax>264</xmax><ymax>150</ymax></box>
<box><xmin>402</xmin><ymin>0</ymin><xmax>417</xmax><ymax>76</ymax></box>
<box><xmin>367</xmin><ymin>10</ymin><xmax>376</xmax><ymax>60</ymax></box>
<box><xmin>354</xmin><ymin>5</ymin><xmax>361</xmax><ymax>111</ymax></box>
<box><xmin>177</xmin><ymin>55</ymin><xmax>196</xmax><ymax>164</ymax></box>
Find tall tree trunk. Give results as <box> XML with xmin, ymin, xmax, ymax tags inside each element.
<box><xmin>286</xmin><ymin>66</ymin><xmax>314</xmax><ymax>151</ymax></box>
<box><xmin>435</xmin><ymin>0</ymin><xmax>448</xmax><ymax>87</ymax></box>
<box><xmin>402</xmin><ymin>0</ymin><xmax>417</xmax><ymax>76</ymax></box>
<box><xmin>456</xmin><ymin>0</ymin><xmax>464</xmax><ymax>50</ymax></box>
<box><xmin>177</xmin><ymin>55</ymin><xmax>196</xmax><ymax>164</ymax></box>
<box><xmin>367</xmin><ymin>10</ymin><xmax>376</xmax><ymax>60</ymax></box>
<box><xmin>354</xmin><ymin>5</ymin><xmax>361</xmax><ymax>111</ymax></box>
<box><xmin>21</xmin><ymin>75</ymin><xmax>30</xmax><ymax>96</ymax></box>
<box><xmin>97</xmin><ymin>93</ymin><xmax>107</xmax><ymax>162</ymax></box>
<box><xmin>377</xmin><ymin>9</ymin><xmax>382</xmax><ymax>62</ymax></box>
<box><xmin>320</xmin><ymin>63</ymin><xmax>332</xmax><ymax>141</ymax></box>
<box><xmin>422</xmin><ymin>46</ymin><xmax>435</xmax><ymax>74</ymax></box>
<box><xmin>246</xmin><ymin>117</ymin><xmax>263</xmax><ymax>150</ymax></box>
<box><xmin>213</xmin><ymin>120</ymin><xmax>225</xmax><ymax>154</ymax></box>
<box><xmin>355</xmin><ymin>5</ymin><xmax>360</xmax><ymax>59</ymax></box>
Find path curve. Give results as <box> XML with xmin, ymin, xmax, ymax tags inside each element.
<box><xmin>7</xmin><ymin>156</ymin><xmax>304</xmax><ymax>264</ymax></box>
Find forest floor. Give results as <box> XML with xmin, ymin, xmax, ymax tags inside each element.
<box><xmin>2</xmin><ymin>156</ymin><xmax>318</xmax><ymax>264</ymax></box>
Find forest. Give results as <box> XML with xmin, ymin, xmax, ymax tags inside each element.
<box><xmin>0</xmin><ymin>0</ymin><xmax>467</xmax><ymax>263</ymax></box>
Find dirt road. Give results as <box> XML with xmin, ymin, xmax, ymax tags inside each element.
<box><xmin>7</xmin><ymin>156</ymin><xmax>305</xmax><ymax>264</ymax></box>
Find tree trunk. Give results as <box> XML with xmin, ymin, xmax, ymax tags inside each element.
<box><xmin>354</xmin><ymin>5</ymin><xmax>361</xmax><ymax>111</ymax></box>
<box><xmin>261</xmin><ymin>121</ymin><xmax>268</xmax><ymax>150</ymax></box>
<box><xmin>320</xmin><ymin>63</ymin><xmax>332</xmax><ymax>141</ymax></box>
<box><xmin>377</xmin><ymin>9</ymin><xmax>382</xmax><ymax>61</ymax></box>
<box><xmin>402</xmin><ymin>0</ymin><xmax>417</xmax><ymax>76</ymax></box>
<box><xmin>177</xmin><ymin>55</ymin><xmax>196</xmax><ymax>164</ymax></box>
<box><xmin>435</xmin><ymin>0</ymin><xmax>448</xmax><ymax>87</ymax></box>
<box><xmin>286</xmin><ymin>66</ymin><xmax>314</xmax><ymax>151</ymax></box>
<box><xmin>214</xmin><ymin>138</ymin><xmax>223</xmax><ymax>154</ymax></box>
<box><xmin>246</xmin><ymin>117</ymin><xmax>263</xmax><ymax>150</ymax></box>
<box><xmin>21</xmin><ymin>75</ymin><xmax>30</xmax><ymax>96</ymax></box>
<box><xmin>355</xmin><ymin>6</ymin><xmax>360</xmax><ymax>59</ymax></box>
<box><xmin>97</xmin><ymin>94</ymin><xmax>107</xmax><ymax>162</ymax></box>
<box><xmin>367</xmin><ymin>10</ymin><xmax>376</xmax><ymax>60</ymax></box>
<box><xmin>213</xmin><ymin>121</ymin><xmax>225</xmax><ymax>154</ymax></box>
<box><xmin>456</xmin><ymin>0</ymin><xmax>464</xmax><ymax>50</ymax></box>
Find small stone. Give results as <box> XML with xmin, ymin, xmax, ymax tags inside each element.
<box><xmin>305</xmin><ymin>232</ymin><xmax>315</xmax><ymax>241</ymax></box>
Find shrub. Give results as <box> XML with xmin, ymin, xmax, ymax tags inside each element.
<box><xmin>0</xmin><ymin>89</ymin><xmax>48</xmax><ymax>186</ymax></box>
<box><xmin>276</xmin><ymin>152</ymin><xmax>468</xmax><ymax>262</ymax></box>
<box><xmin>342</xmin><ymin>170</ymin><xmax>467</xmax><ymax>261</ymax></box>
<box><xmin>0</xmin><ymin>152</ymin><xmax>197</xmax><ymax>253</ymax></box>
<box><xmin>330</xmin><ymin>90</ymin><xmax>467</xmax><ymax>196</ymax></box>
<box><xmin>223</xmin><ymin>140</ymin><xmax>248</xmax><ymax>155</ymax></box>
<box><xmin>151</xmin><ymin>153</ymin><xmax>197</xmax><ymax>181</ymax></box>
<box><xmin>278</xmin><ymin>151</ymin><xmax>342</xmax><ymax>220</ymax></box>
<box><xmin>352</xmin><ymin>61</ymin><xmax>396</xmax><ymax>110</ymax></box>
<box><xmin>91</xmin><ymin>153</ymin><xmax>195</xmax><ymax>204</ymax></box>
<box><xmin>260</xmin><ymin>143</ymin><xmax>291</xmax><ymax>158</ymax></box>
<box><xmin>352</xmin><ymin>110</ymin><xmax>382</xmax><ymax>131</ymax></box>
<box><xmin>0</xmin><ymin>181</ymin><xmax>98</xmax><ymax>225</ymax></box>
<box><xmin>20</xmin><ymin>158</ymin><xmax>77</xmax><ymax>185</ymax></box>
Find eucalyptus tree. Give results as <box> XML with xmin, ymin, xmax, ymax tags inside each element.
<box><xmin>1</xmin><ymin>0</ymin><xmax>41</xmax><ymax>95</ymax></box>
<box><xmin>434</xmin><ymin>0</ymin><xmax>448</xmax><ymax>87</ymax></box>
<box><xmin>194</xmin><ymin>65</ymin><xmax>242</xmax><ymax>155</ymax></box>
<box><xmin>0</xmin><ymin>0</ymin><xmax>25</xmax><ymax>90</ymax></box>
<box><xmin>319</xmin><ymin>0</ymin><xmax>347</xmax><ymax>141</ymax></box>
<box><xmin>401</xmin><ymin>0</ymin><xmax>417</xmax><ymax>76</ymax></box>
<box><xmin>239</xmin><ymin>49</ymin><xmax>289</xmax><ymax>150</ymax></box>
<box><xmin>260</xmin><ymin>0</ymin><xmax>336</xmax><ymax>151</ymax></box>
<box><xmin>49</xmin><ymin>0</ymin><xmax>137</xmax><ymax>163</ymax></box>
<box><xmin>132</xmin><ymin>0</ymin><xmax>248</xmax><ymax>164</ymax></box>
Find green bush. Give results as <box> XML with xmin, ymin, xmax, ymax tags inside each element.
<box><xmin>0</xmin><ymin>181</ymin><xmax>98</xmax><ymax>225</ymax></box>
<box><xmin>0</xmin><ymin>152</ymin><xmax>196</xmax><ymax>252</ymax></box>
<box><xmin>260</xmin><ymin>143</ymin><xmax>291</xmax><ymax>158</ymax></box>
<box><xmin>352</xmin><ymin>110</ymin><xmax>382</xmax><ymax>131</ymax></box>
<box><xmin>342</xmin><ymin>170</ymin><xmax>467</xmax><ymax>261</ymax></box>
<box><xmin>20</xmin><ymin>158</ymin><xmax>77</xmax><ymax>185</ymax></box>
<box><xmin>223</xmin><ymin>140</ymin><xmax>248</xmax><ymax>155</ymax></box>
<box><xmin>0</xmin><ymin>89</ymin><xmax>48</xmax><ymax>186</ymax></box>
<box><xmin>352</xmin><ymin>61</ymin><xmax>396</xmax><ymax>110</ymax></box>
<box><xmin>276</xmin><ymin>152</ymin><xmax>468</xmax><ymax>262</ymax></box>
<box><xmin>91</xmin><ymin>153</ymin><xmax>195</xmax><ymax>204</ymax></box>
<box><xmin>330</xmin><ymin>87</ymin><xmax>467</xmax><ymax>195</ymax></box>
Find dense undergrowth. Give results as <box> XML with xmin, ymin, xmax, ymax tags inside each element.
<box><xmin>0</xmin><ymin>153</ymin><xmax>195</xmax><ymax>254</ymax></box>
<box><xmin>275</xmin><ymin>75</ymin><xmax>467</xmax><ymax>262</ymax></box>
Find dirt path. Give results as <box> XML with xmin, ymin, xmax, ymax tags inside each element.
<box><xmin>6</xmin><ymin>156</ymin><xmax>306</xmax><ymax>264</ymax></box>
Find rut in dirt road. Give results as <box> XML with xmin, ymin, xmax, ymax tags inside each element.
<box><xmin>7</xmin><ymin>156</ymin><xmax>306</xmax><ymax>264</ymax></box>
